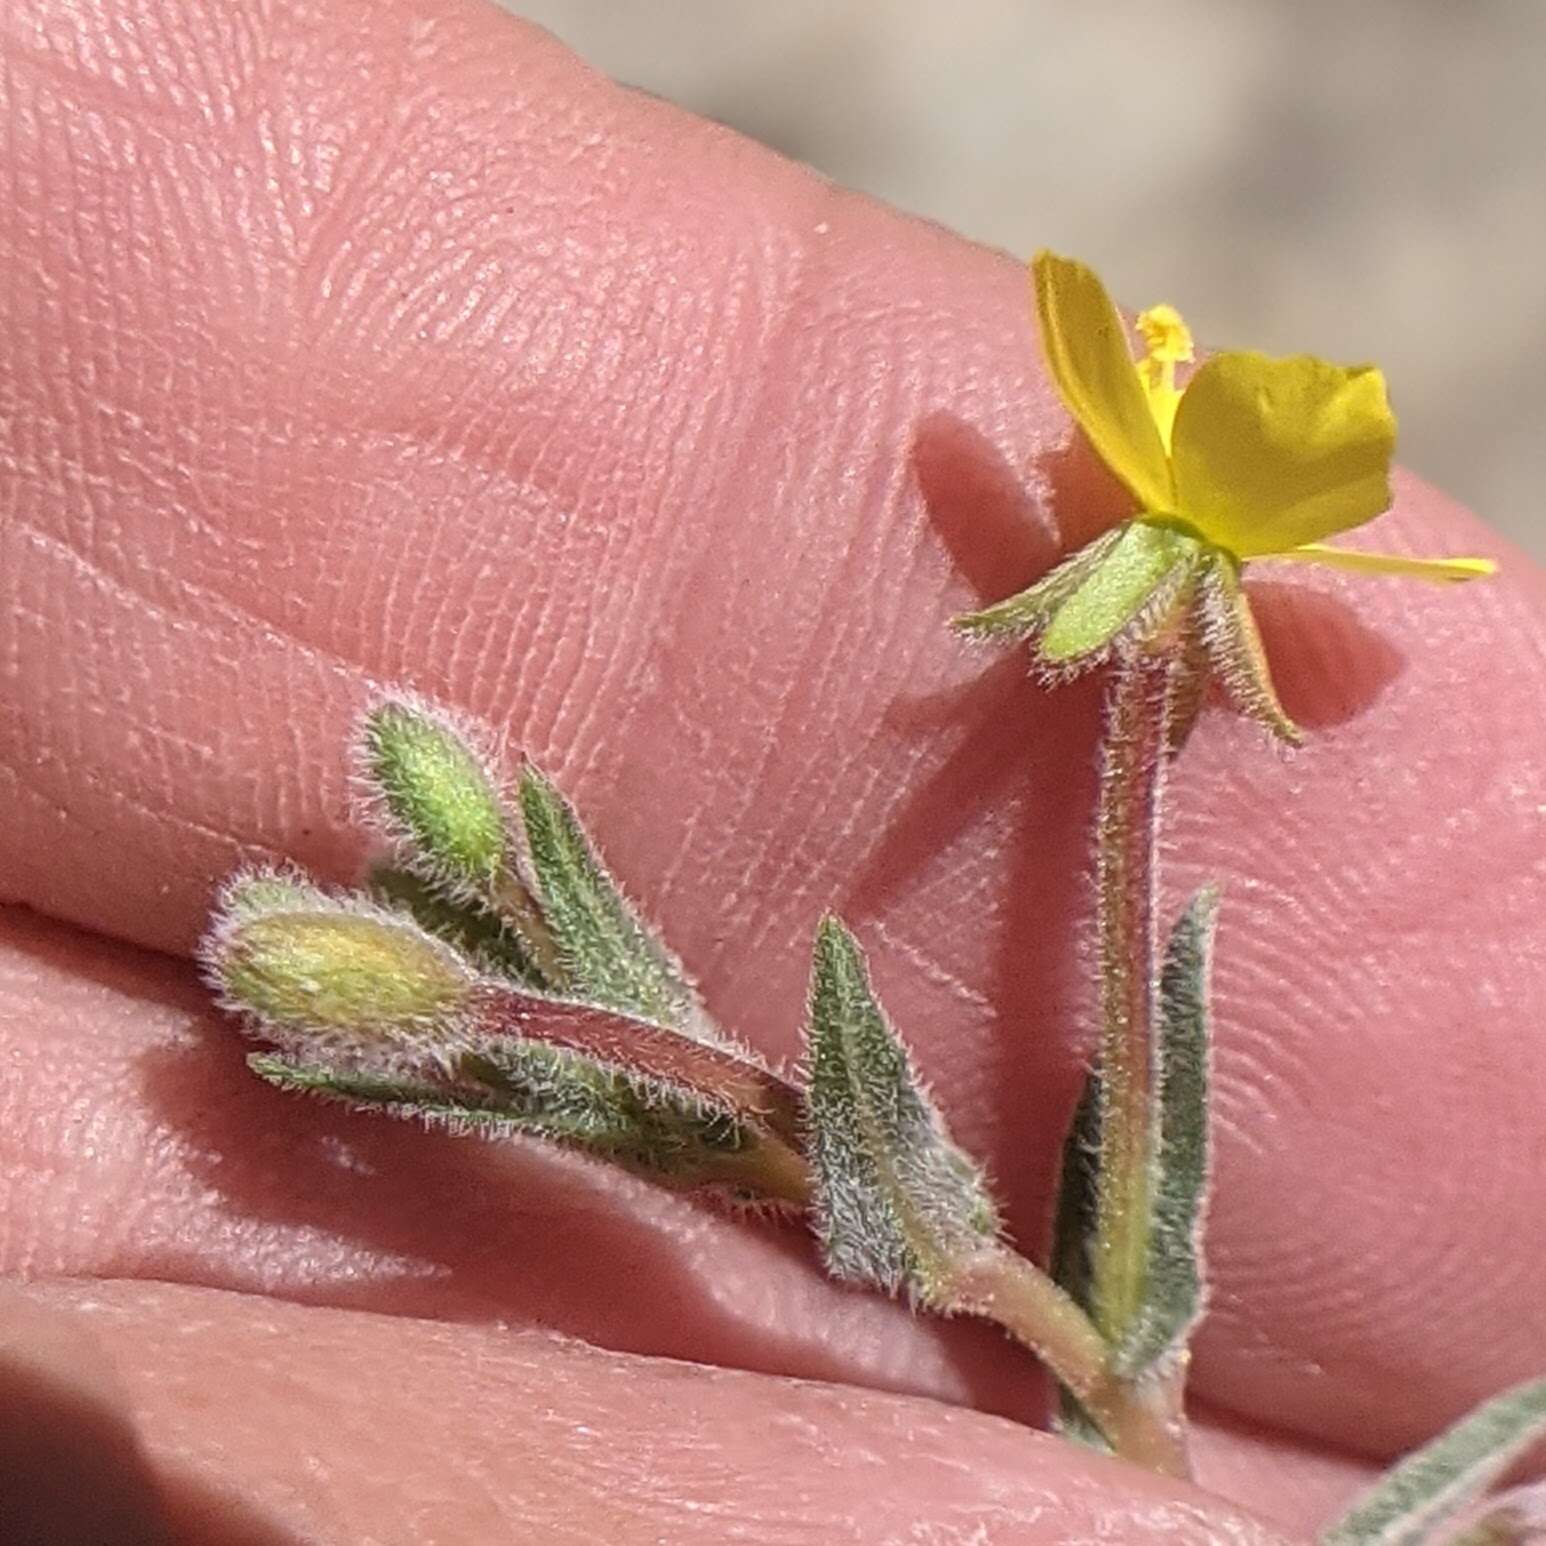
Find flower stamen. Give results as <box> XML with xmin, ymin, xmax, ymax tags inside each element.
<box><xmin>1135</xmin><ymin>304</ymin><xmax>1194</xmax><ymax>449</ymax></box>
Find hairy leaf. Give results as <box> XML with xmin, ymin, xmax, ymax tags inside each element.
<box><xmin>1113</xmin><ymin>886</ymin><xmax>1219</xmax><ymax>1378</ymax></box>
<box><xmin>1321</xmin><ymin>1380</ymin><xmax>1546</xmax><ymax>1546</ymax></box>
<box><xmin>371</xmin><ymin>863</ymin><xmax>542</xmax><ymax>985</ymax></box>
<box><xmin>516</xmin><ymin>763</ymin><xmax>726</xmax><ymax>1047</ymax></box>
<box><xmin>250</xmin><ymin>1041</ymin><xmax>794</xmax><ymax>1199</ymax></box>
<box><xmin>804</xmin><ymin>916</ymin><xmax>999</xmax><ymax>1302</ymax></box>
<box><xmin>1049</xmin><ymin>1069</ymin><xmax>1110</xmax><ymax>1448</ymax></box>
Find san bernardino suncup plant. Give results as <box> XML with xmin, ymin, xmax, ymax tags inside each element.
<box><xmin>202</xmin><ymin>251</ymin><xmax>1545</xmax><ymax>1543</ymax></box>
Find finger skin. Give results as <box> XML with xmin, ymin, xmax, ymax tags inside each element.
<box><xmin>13</xmin><ymin>1277</ymin><xmax>1301</xmax><ymax>1546</ymax></box>
<box><xmin>1</xmin><ymin>0</ymin><xmax>1543</xmax><ymax>1470</ymax></box>
<box><xmin>0</xmin><ymin>1286</ymin><xmax>176</xmax><ymax>1545</ymax></box>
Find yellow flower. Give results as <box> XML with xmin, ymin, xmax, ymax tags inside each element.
<box><xmin>956</xmin><ymin>251</ymin><xmax>1495</xmax><ymax>742</ymax></box>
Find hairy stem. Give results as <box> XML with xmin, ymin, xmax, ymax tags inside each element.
<box><xmin>492</xmin><ymin>872</ymin><xmax>567</xmax><ymax>986</ymax></box>
<box><xmin>945</xmin><ymin>1246</ymin><xmax>1189</xmax><ymax>1478</ymax></box>
<box><xmin>1091</xmin><ymin>651</ymin><xmax>1175</xmax><ymax>1343</ymax></box>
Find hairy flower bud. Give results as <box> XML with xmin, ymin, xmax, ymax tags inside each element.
<box><xmin>363</xmin><ymin>698</ymin><xmax>508</xmax><ymax>896</ymax></box>
<box><xmin>210</xmin><ymin>897</ymin><xmax>474</xmax><ymax>1040</ymax></box>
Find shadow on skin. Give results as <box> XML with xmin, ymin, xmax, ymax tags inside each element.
<box><xmin>0</xmin><ymin>1327</ymin><xmax>307</xmax><ymax>1546</ymax></box>
<box><xmin>852</xmin><ymin>411</ymin><xmax>1111</xmax><ymax>1253</ymax></box>
<box><xmin>1249</xmin><ymin>582</ymin><xmax>1406</xmax><ymax>730</ymax></box>
<box><xmin>158</xmin><ymin>1475</ymin><xmax>313</xmax><ymax>1546</ymax></box>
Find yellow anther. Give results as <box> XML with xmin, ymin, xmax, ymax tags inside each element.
<box><xmin>1136</xmin><ymin>304</ymin><xmax>1194</xmax><ymax>365</ymax></box>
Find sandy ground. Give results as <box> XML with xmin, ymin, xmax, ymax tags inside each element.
<box><xmin>503</xmin><ymin>0</ymin><xmax>1545</xmax><ymax>559</ymax></box>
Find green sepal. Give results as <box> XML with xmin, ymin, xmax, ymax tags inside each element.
<box><xmin>219</xmin><ymin>868</ymin><xmax>329</xmax><ymax>917</ymax></box>
<box><xmin>516</xmin><ymin>762</ymin><xmax>725</xmax><ymax>1047</ymax></box>
<box><xmin>1193</xmin><ymin>555</ymin><xmax>1303</xmax><ymax>745</ymax></box>
<box><xmin>803</xmin><ymin>916</ymin><xmax>1000</xmax><ymax>1303</ymax></box>
<box><xmin>1040</xmin><ymin>521</ymin><xmax>1199</xmax><ymax>665</ymax></box>
<box><xmin>952</xmin><ymin>526</ymin><xmax>1125</xmax><ymax>644</ymax></box>
<box><xmin>1320</xmin><ymin>1379</ymin><xmax>1546</xmax><ymax>1546</ymax></box>
<box><xmin>1112</xmin><ymin>886</ymin><xmax>1219</xmax><ymax>1379</ymax></box>
<box><xmin>1049</xmin><ymin>1069</ymin><xmax>1111</xmax><ymax>1450</ymax></box>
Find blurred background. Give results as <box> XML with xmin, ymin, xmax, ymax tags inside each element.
<box><xmin>501</xmin><ymin>0</ymin><xmax>1544</xmax><ymax>558</ymax></box>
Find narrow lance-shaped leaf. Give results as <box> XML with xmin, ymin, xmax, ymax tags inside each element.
<box><xmin>1048</xmin><ymin>1068</ymin><xmax>1110</xmax><ymax>1449</ymax></box>
<box><xmin>249</xmin><ymin>1039</ymin><xmax>804</xmax><ymax>1203</ymax></box>
<box><xmin>516</xmin><ymin>762</ymin><xmax>729</xmax><ymax>1049</ymax></box>
<box><xmin>1113</xmin><ymin>885</ymin><xmax>1220</xmax><ymax>1379</ymax></box>
<box><xmin>371</xmin><ymin>863</ymin><xmax>543</xmax><ymax>986</ymax></box>
<box><xmin>1321</xmin><ymin>1379</ymin><xmax>1546</xmax><ymax>1546</ymax></box>
<box><xmin>803</xmin><ymin>916</ymin><xmax>1000</xmax><ymax>1303</ymax></box>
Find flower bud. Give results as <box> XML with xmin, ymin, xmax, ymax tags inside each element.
<box><xmin>362</xmin><ymin>699</ymin><xmax>507</xmax><ymax>895</ymax></box>
<box><xmin>212</xmin><ymin>904</ymin><xmax>474</xmax><ymax>1039</ymax></box>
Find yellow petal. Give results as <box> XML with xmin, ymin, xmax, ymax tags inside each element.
<box><xmin>1271</xmin><ymin>543</ymin><xmax>1497</xmax><ymax>583</ymax></box>
<box><xmin>1169</xmin><ymin>351</ymin><xmax>1396</xmax><ymax>557</ymax></box>
<box><xmin>1031</xmin><ymin>251</ymin><xmax>1174</xmax><ymax>515</ymax></box>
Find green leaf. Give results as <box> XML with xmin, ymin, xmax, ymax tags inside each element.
<box><xmin>1112</xmin><ymin>886</ymin><xmax>1219</xmax><ymax>1379</ymax></box>
<box><xmin>362</xmin><ymin>699</ymin><xmax>510</xmax><ymax>897</ymax></box>
<box><xmin>516</xmin><ymin>762</ymin><xmax>724</xmax><ymax>1047</ymax></box>
<box><xmin>1049</xmin><ymin>1069</ymin><xmax>1110</xmax><ymax>1449</ymax></box>
<box><xmin>951</xmin><ymin>526</ymin><xmax>1124</xmax><ymax>643</ymax></box>
<box><xmin>249</xmin><ymin>1042</ymin><xmax>790</xmax><ymax>1197</ymax></box>
<box><xmin>1041</xmin><ymin>522</ymin><xmax>1200</xmax><ymax>665</ymax></box>
<box><xmin>803</xmin><ymin>916</ymin><xmax>1000</xmax><ymax>1302</ymax></box>
<box><xmin>370</xmin><ymin>863</ymin><xmax>543</xmax><ymax>985</ymax></box>
<box><xmin>1321</xmin><ymin>1379</ymin><xmax>1546</xmax><ymax>1546</ymax></box>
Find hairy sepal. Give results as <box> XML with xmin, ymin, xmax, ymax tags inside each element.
<box><xmin>1193</xmin><ymin>555</ymin><xmax>1303</xmax><ymax>745</ymax></box>
<box><xmin>202</xmin><ymin>870</ymin><xmax>477</xmax><ymax>1054</ymax></box>
<box><xmin>359</xmin><ymin>695</ymin><xmax>511</xmax><ymax>902</ymax></box>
